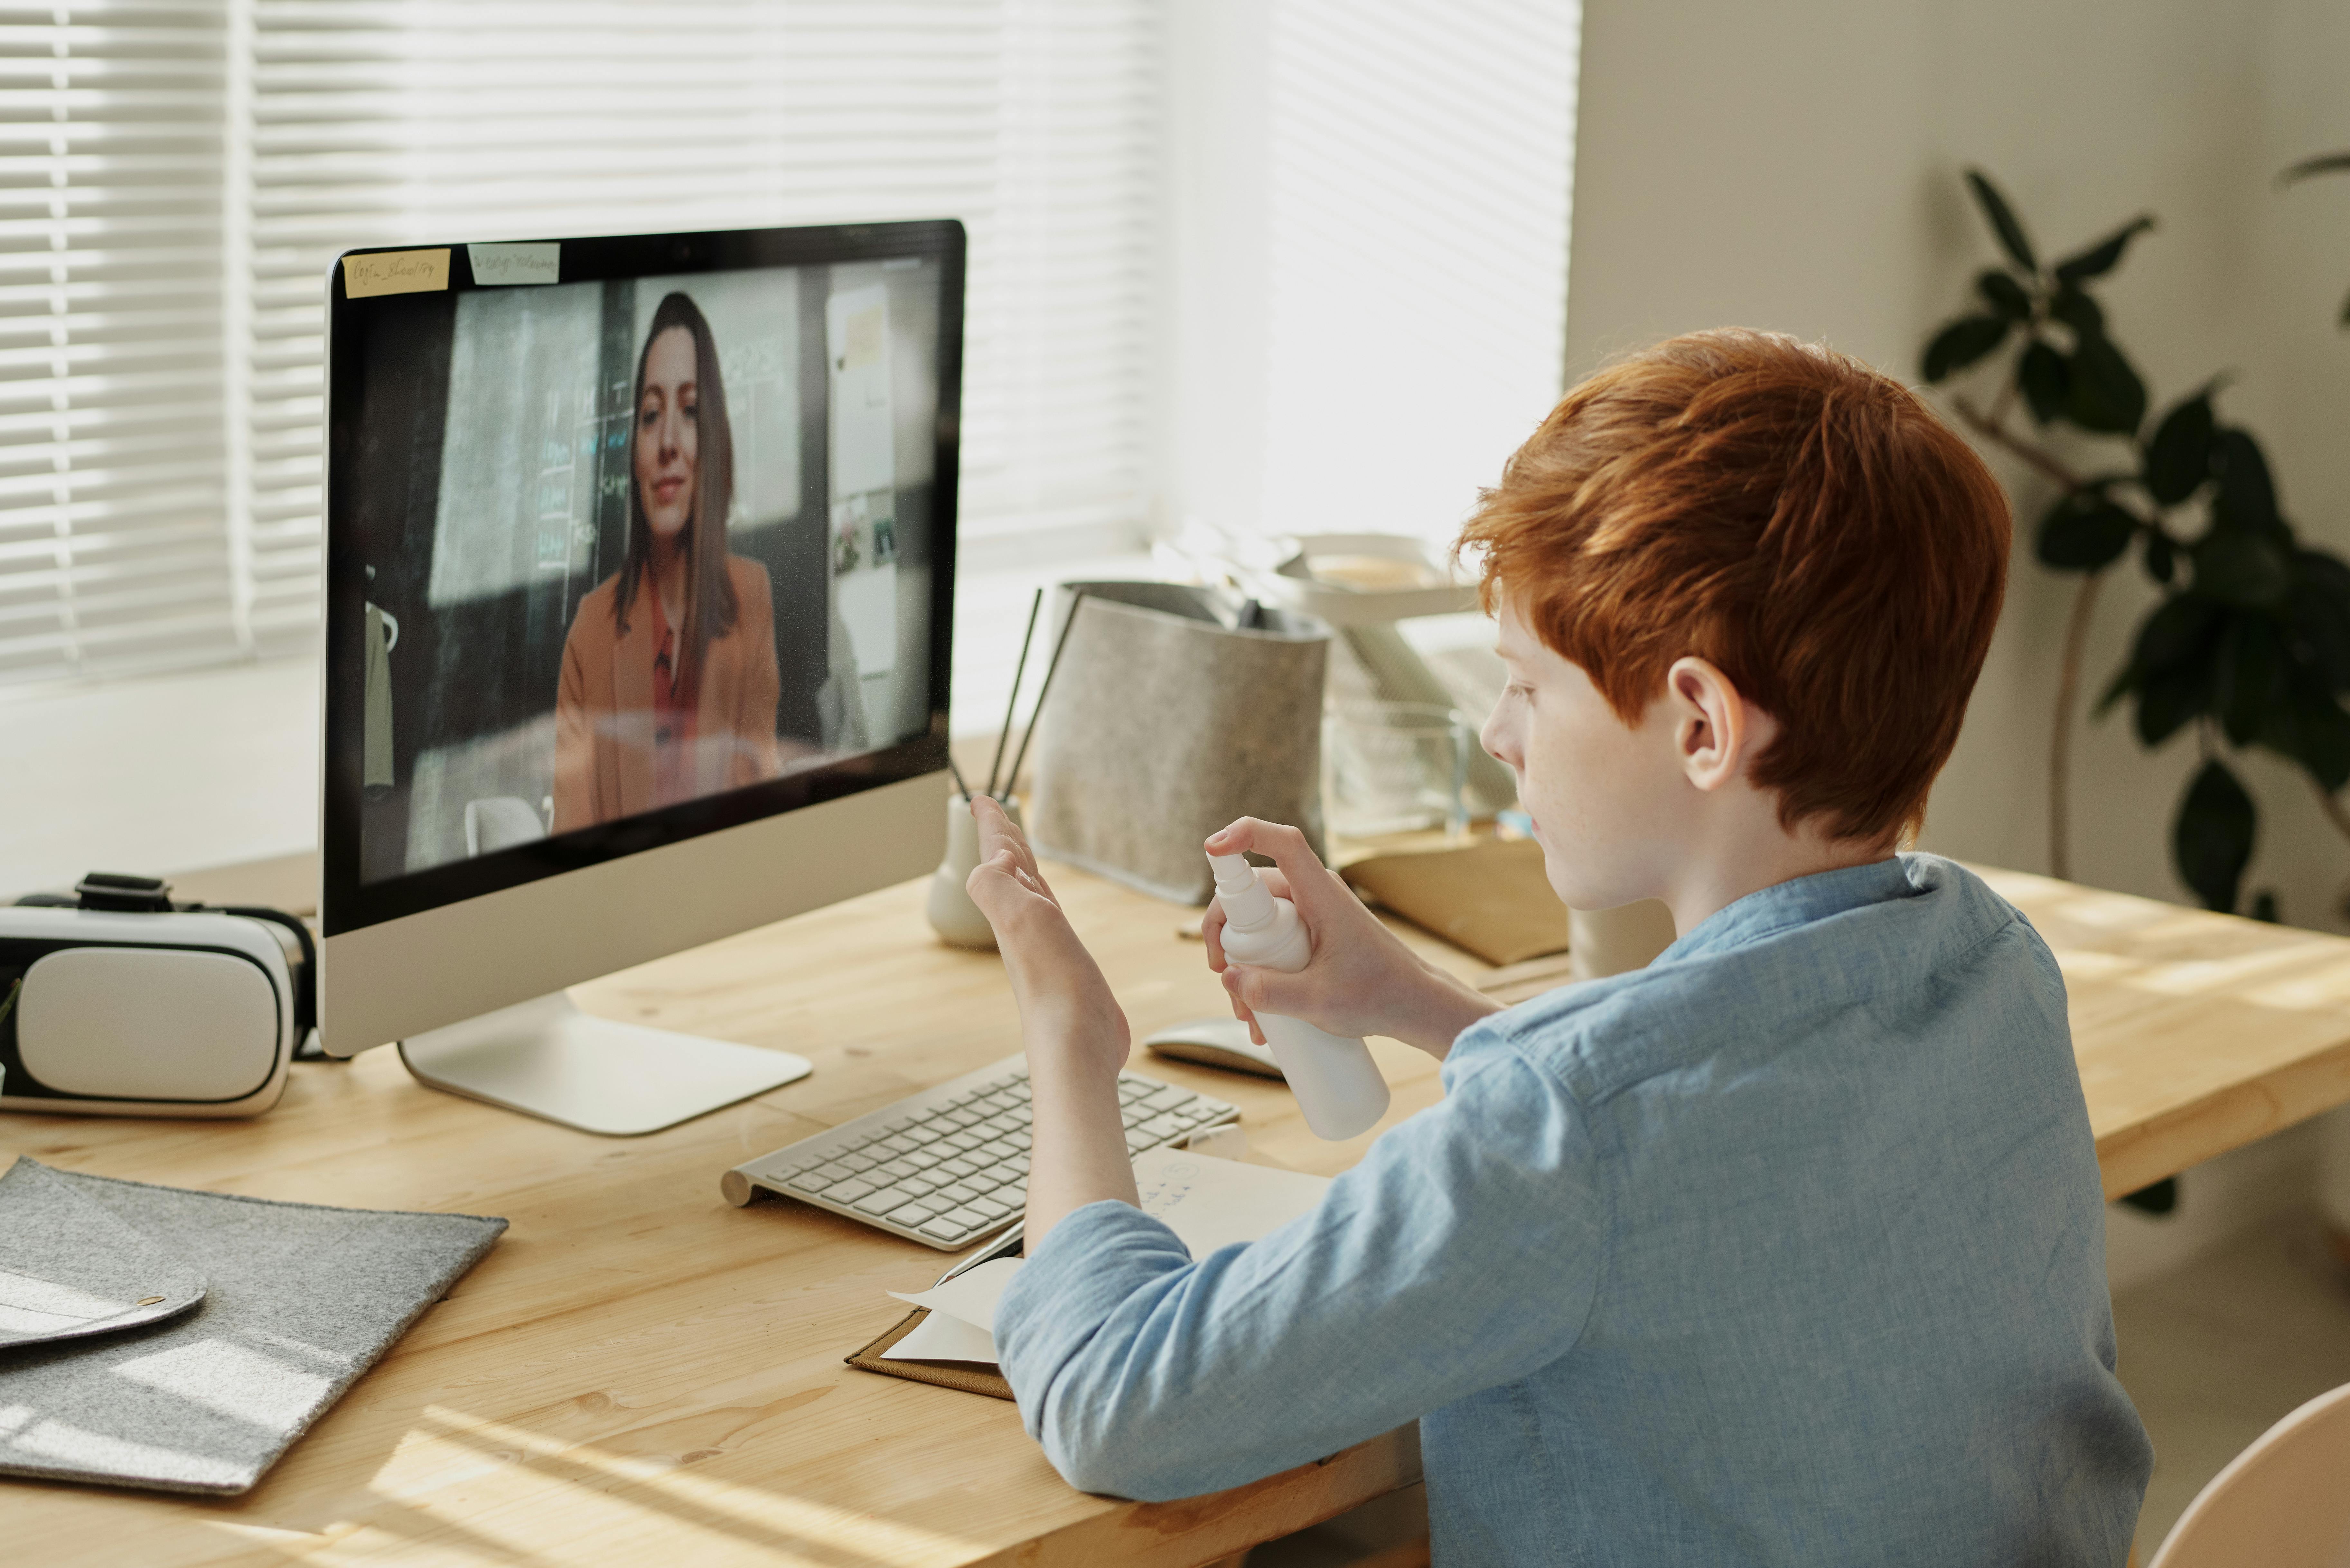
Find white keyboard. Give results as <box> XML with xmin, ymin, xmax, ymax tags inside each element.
<box><xmin>720</xmin><ymin>1053</ymin><xmax>1239</xmax><ymax>1250</ymax></box>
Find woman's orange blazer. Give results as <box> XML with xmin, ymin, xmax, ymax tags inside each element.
<box><xmin>552</xmin><ymin>554</ymin><xmax>781</xmax><ymax>831</ymax></box>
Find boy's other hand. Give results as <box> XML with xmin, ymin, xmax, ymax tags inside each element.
<box><xmin>966</xmin><ymin>795</ymin><xmax>1130</xmax><ymax>1089</ymax></box>
<box><xmin>1201</xmin><ymin>818</ymin><xmax>1501</xmax><ymax>1060</ymax></box>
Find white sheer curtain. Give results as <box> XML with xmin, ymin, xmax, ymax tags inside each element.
<box><xmin>0</xmin><ymin>0</ymin><xmax>1161</xmax><ymax>686</ymax></box>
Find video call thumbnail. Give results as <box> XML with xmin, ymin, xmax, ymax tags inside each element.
<box><xmin>344</xmin><ymin>258</ymin><xmax>945</xmax><ymax>884</ymax></box>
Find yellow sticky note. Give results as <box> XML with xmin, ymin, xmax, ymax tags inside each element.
<box><xmin>343</xmin><ymin>248</ymin><xmax>451</xmax><ymax>299</ymax></box>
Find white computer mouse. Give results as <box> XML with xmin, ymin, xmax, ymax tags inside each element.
<box><xmin>1142</xmin><ymin>1017</ymin><xmax>1286</xmax><ymax>1080</ymax></box>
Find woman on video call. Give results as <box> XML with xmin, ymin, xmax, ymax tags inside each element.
<box><xmin>553</xmin><ymin>292</ymin><xmax>781</xmax><ymax>830</ymax></box>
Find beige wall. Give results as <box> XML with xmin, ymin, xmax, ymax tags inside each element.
<box><xmin>1569</xmin><ymin>0</ymin><xmax>2350</xmax><ymax>923</ymax></box>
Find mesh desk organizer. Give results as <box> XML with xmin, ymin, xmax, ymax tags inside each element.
<box><xmin>0</xmin><ymin>1157</ymin><xmax>504</xmax><ymax>1495</ymax></box>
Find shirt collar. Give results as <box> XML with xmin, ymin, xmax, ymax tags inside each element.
<box><xmin>1655</xmin><ymin>854</ymin><xmax>1927</xmax><ymax>964</ymax></box>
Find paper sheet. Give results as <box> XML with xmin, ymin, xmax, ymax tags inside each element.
<box><xmin>885</xmin><ymin>1308</ymin><xmax>1001</xmax><ymax>1364</ymax></box>
<box><xmin>877</xmin><ymin>1152</ymin><xmax>1332</xmax><ymax>1364</ymax></box>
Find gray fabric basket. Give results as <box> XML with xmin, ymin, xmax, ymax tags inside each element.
<box><xmin>1029</xmin><ymin>582</ymin><xmax>1329</xmax><ymax>904</ymax></box>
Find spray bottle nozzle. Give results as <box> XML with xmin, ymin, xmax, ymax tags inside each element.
<box><xmin>1207</xmin><ymin>852</ymin><xmax>1276</xmax><ymax>928</ymax></box>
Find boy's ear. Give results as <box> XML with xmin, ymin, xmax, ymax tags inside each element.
<box><xmin>1665</xmin><ymin>656</ymin><xmax>1752</xmax><ymax>793</ymax></box>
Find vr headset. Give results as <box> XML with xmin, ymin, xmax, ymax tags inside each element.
<box><xmin>0</xmin><ymin>874</ymin><xmax>314</xmax><ymax>1118</ymax></box>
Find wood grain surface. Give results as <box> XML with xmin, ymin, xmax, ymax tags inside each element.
<box><xmin>7</xmin><ymin>853</ymin><xmax>2349</xmax><ymax>1564</ymax></box>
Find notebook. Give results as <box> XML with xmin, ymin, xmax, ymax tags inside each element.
<box><xmin>847</xmin><ymin>1147</ymin><xmax>1331</xmax><ymax>1400</ymax></box>
<box><xmin>0</xmin><ymin>1157</ymin><xmax>505</xmax><ymax>1495</ymax></box>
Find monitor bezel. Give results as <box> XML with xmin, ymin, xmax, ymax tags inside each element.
<box><xmin>320</xmin><ymin>220</ymin><xmax>964</xmax><ymax>939</ymax></box>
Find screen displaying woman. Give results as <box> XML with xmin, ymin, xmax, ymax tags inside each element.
<box><xmin>553</xmin><ymin>292</ymin><xmax>781</xmax><ymax>830</ymax></box>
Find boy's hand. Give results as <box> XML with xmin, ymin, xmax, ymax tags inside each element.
<box><xmin>1202</xmin><ymin>818</ymin><xmax>1502</xmax><ymax>1060</ymax></box>
<box><xmin>965</xmin><ymin>796</ymin><xmax>1130</xmax><ymax>1088</ymax></box>
<box><xmin>964</xmin><ymin>794</ymin><xmax>1138</xmax><ymax>1243</ymax></box>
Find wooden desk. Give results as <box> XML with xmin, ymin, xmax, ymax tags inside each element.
<box><xmin>10</xmin><ymin>857</ymin><xmax>2350</xmax><ymax>1565</ymax></box>
<box><xmin>6</xmin><ymin>861</ymin><xmax>1467</xmax><ymax>1568</ymax></box>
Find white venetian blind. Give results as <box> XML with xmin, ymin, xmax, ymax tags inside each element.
<box><xmin>0</xmin><ymin>3</ymin><xmax>237</xmax><ymax>682</ymax></box>
<box><xmin>1</xmin><ymin>0</ymin><xmax>1161</xmax><ymax>684</ymax></box>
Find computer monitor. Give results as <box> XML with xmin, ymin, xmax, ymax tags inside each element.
<box><xmin>317</xmin><ymin>222</ymin><xmax>964</xmax><ymax>1134</ymax></box>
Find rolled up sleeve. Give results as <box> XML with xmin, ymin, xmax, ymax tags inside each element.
<box><xmin>993</xmin><ymin>1049</ymin><xmax>1606</xmax><ymax>1500</ymax></box>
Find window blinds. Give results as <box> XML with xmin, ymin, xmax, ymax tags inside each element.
<box><xmin>0</xmin><ymin>3</ymin><xmax>236</xmax><ymax>682</ymax></box>
<box><xmin>2</xmin><ymin>0</ymin><xmax>1160</xmax><ymax>685</ymax></box>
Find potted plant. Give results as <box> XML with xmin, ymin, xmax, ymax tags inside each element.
<box><xmin>1920</xmin><ymin>170</ymin><xmax>2350</xmax><ymax>919</ymax></box>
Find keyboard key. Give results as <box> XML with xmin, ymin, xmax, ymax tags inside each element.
<box><xmin>810</xmin><ymin>1162</ymin><xmax>855</xmax><ymax>1183</ymax></box>
<box><xmin>836</xmin><ymin>1153</ymin><xmax>879</xmax><ymax>1174</ymax></box>
<box><xmin>787</xmin><ymin>1171</ymin><xmax>835</xmax><ymax>1193</ymax></box>
<box><xmin>903</xmin><ymin>1149</ymin><xmax>944</xmax><ymax>1170</ymax></box>
<box><xmin>935</xmin><ymin>1183</ymin><xmax>982</xmax><ymax>1206</ymax></box>
<box><xmin>946</xmin><ymin>1131</ymin><xmax>987</xmax><ymax>1152</ymax></box>
<box><xmin>962</xmin><ymin>1171</ymin><xmax>1002</xmax><ymax>1193</ymax></box>
<box><xmin>940</xmin><ymin>1156</ymin><xmax>981</xmax><ymax>1179</ymax></box>
<box><xmin>854</xmin><ymin>1185</ymin><xmax>917</xmax><ymax>1214</ymax></box>
<box><xmin>971</xmin><ymin>1196</ymin><xmax>1014</xmax><ymax>1220</ymax></box>
<box><xmin>1118</xmin><ymin>1081</ymin><xmax>1151</xmax><ymax>1102</ymax></box>
<box><xmin>1006</xmin><ymin>1155</ymin><xmax>1029</xmax><ymax>1174</ymax></box>
<box><xmin>885</xmin><ymin>1202</ymin><xmax>938</xmax><ymax>1227</ymax></box>
<box><xmin>919</xmin><ymin>1219</ymin><xmax>970</xmax><ymax>1242</ymax></box>
<box><xmin>999</xmin><ymin>1183</ymin><xmax>1026</xmax><ymax>1205</ymax></box>
<box><xmin>1141</xmin><ymin>1087</ymin><xmax>1194</xmax><ymax>1113</ymax></box>
<box><xmin>827</xmin><ymin>1179</ymin><xmax>877</xmax><ymax>1205</ymax></box>
<box><xmin>876</xmin><ymin>1159</ymin><xmax>918</xmax><ymax>1181</ymax></box>
<box><xmin>1121</xmin><ymin>1106</ymin><xmax>1150</xmax><ymax>1128</ymax></box>
<box><xmin>1137</xmin><ymin>1113</ymin><xmax>1188</xmax><ymax>1141</ymax></box>
<box><xmin>878</xmin><ymin>1135</ymin><xmax>921</xmax><ymax>1155</ymax></box>
<box><xmin>941</xmin><ymin>1206</ymin><xmax>989</xmax><ymax>1229</ymax></box>
<box><xmin>975</xmin><ymin>1140</ymin><xmax>1016</xmax><ymax>1162</ymax></box>
<box><xmin>1125</xmin><ymin>1129</ymin><xmax>1153</xmax><ymax>1153</ymax></box>
<box><xmin>1007</xmin><ymin>1132</ymin><xmax>1031</xmax><ymax>1150</ymax></box>
<box><xmin>1007</xmin><ymin>1082</ymin><xmax>1032</xmax><ymax>1101</ymax></box>
<box><xmin>900</xmin><ymin>1176</ymin><xmax>939</xmax><ymax>1198</ymax></box>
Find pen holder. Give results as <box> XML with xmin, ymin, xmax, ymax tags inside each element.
<box><xmin>927</xmin><ymin>794</ymin><xmax>1021</xmax><ymax>949</ymax></box>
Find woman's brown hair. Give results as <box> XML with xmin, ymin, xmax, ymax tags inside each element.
<box><xmin>614</xmin><ymin>290</ymin><xmax>739</xmax><ymax>683</ymax></box>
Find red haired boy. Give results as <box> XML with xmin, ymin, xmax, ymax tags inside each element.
<box><xmin>969</xmin><ymin>330</ymin><xmax>2152</xmax><ymax>1565</ymax></box>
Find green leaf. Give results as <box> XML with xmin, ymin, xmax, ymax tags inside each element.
<box><xmin>2145</xmin><ymin>531</ymin><xmax>2177</xmax><ymax>584</ymax></box>
<box><xmin>2287</xmin><ymin>559</ymin><xmax>2350</xmax><ymax>690</ymax></box>
<box><xmin>2194</xmin><ymin>530</ymin><xmax>2292</xmax><ymax>607</ymax></box>
<box><xmin>2141</xmin><ymin>393</ymin><xmax>2215</xmax><ymax>506</ymax></box>
<box><xmin>2018</xmin><ymin>340</ymin><xmax>2069</xmax><ymax>422</ymax></box>
<box><xmin>2173</xmin><ymin>757</ymin><xmax>2256</xmax><ymax>913</ymax></box>
<box><xmin>1975</xmin><ymin>269</ymin><xmax>2032</xmax><ymax>321</ymax></box>
<box><xmin>2139</xmin><ymin>592</ymin><xmax>2224</xmax><ymax>672</ymax></box>
<box><xmin>1965</xmin><ymin>169</ymin><xmax>2038</xmax><ymax>274</ymax></box>
<box><xmin>2215</xmin><ymin>614</ymin><xmax>2287</xmax><ymax>746</ymax></box>
<box><xmin>2035</xmin><ymin>492</ymin><xmax>2139</xmax><ymax>571</ymax></box>
<box><xmin>2213</xmin><ymin>428</ymin><xmax>2281</xmax><ymax>533</ymax></box>
<box><xmin>2135</xmin><ymin>660</ymin><xmax>2214</xmax><ymax>744</ymax></box>
<box><xmin>2049</xmin><ymin>286</ymin><xmax>2105</xmax><ymax>338</ymax></box>
<box><xmin>2054</xmin><ymin>216</ymin><xmax>2155</xmax><ymax>283</ymax></box>
<box><xmin>2278</xmin><ymin>151</ymin><xmax>2350</xmax><ymax>186</ymax></box>
<box><xmin>2265</xmin><ymin>676</ymin><xmax>2350</xmax><ymax>792</ymax></box>
<box><xmin>1922</xmin><ymin>314</ymin><xmax>2010</xmax><ymax>382</ymax></box>
<box><xmin>2065</xmin><ymin>332</ymin><xmax>2148</xmax><ymax>435</ymax></box>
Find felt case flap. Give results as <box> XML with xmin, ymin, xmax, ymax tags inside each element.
<box><xmin>845</xmin><ymin>1308</ymin><xmax>1015</xmax><ymax>1402</ymax></box>
<box><xmin>0</xmin><ymin>1157</ymin><xmax>206</xmax><ymax>1349</ymax></box>
<box><xmin>1340</xmin><ymin>837</ymin><xmax>1572</xmax><ymax>968</ymax></box>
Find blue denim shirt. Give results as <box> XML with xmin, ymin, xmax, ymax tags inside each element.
<box><xmin>996</xmin><ymin>854</ymin><xmax>2151</xmax><ymax>1565</ymax></box>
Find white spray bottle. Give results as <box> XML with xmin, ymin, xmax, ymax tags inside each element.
<box><xmin>1208</xmin><ymin>852</ymin><xmax>1390</xmax><ymax>1140</ymax></box>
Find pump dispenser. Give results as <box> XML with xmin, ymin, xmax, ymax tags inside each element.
<box><xmin>1207</xmin><ymin>852</ymin><xmax>1390</xmax><ymax>1139</ymax></box>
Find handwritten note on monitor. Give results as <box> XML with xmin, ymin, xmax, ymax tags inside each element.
<box><xmin>343</xmin><ymin>249</ymin><xmax>450</xmax><ymax>299</ymax></box>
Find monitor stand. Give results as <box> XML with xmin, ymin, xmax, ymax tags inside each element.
<box><xmin>397</xmin><ymin>992</ymin><xmax>811</xmax><ymax>1136</ymax></box>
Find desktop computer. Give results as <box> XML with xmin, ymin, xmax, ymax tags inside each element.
<box><xmin>317</xmin><ymin>221</ymin><xmax>966</xmax><ymax>1133</ymax></box>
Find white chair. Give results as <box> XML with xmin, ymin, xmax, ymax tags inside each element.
<box><xmin>2146</xmin><ymin>1381</ymin><xmax>2350</xmax><ymax>1567</ymax></box>
<box><xmin>463</xmin><ymin>796</ymin><xmax>547</xmax><ymax>857</ymax></box>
